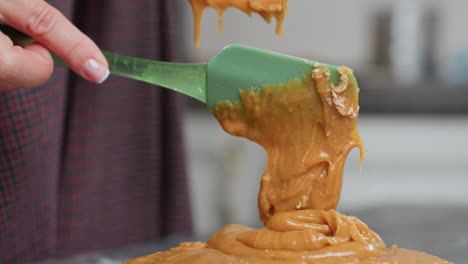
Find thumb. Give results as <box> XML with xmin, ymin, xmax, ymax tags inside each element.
<box><xmin>0</xmin><ymin>32</ymin><xmax>53</xmax><ymax>90</ymax></box>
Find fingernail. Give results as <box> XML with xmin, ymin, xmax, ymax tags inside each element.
<box><xmin>83</xmin><ymin>59</ymin><xmax>110</xmax><ymax>84</ymax></box>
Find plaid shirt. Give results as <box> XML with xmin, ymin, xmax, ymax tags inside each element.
<box><xmin>0</xmin><ymin>0</ymin><xmax>192</xmax><ymax>263</ymax></box>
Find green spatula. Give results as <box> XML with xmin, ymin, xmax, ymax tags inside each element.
<box><xmin>1</xmin><ymin>25</ymin><xmax>341</xmax><ymax>110</ymax></box>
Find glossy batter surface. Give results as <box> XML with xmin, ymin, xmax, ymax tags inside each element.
<box><xmin>124</xmin><ymin>65</ymin><xmax>453</xmax><ymax>264</ymax></box>
<box><xmin>189</xmin><ymin>0</ymin><xmax>288</xmax><ymax>46</ymax></box>
<box><xmin>213</xmin><ymin>65</ymin><xmax>362</xmax><ymax>225</ymax></box>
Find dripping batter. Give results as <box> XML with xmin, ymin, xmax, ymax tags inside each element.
<box><xmin>124</xmin><ymin>65</ymin><xmax>452</xmax><ymax>264</ymax></box>
<box><xmin>189</xmin><ymin>0</ymin><xmax>289</xmax><ymax>46</ymax></box>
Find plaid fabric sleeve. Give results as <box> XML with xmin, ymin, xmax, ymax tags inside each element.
<box><xmin>0</xmin><ymin>0</ymin><xmax>193</xmax><ymax>263</ymax></box>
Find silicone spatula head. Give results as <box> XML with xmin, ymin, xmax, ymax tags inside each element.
<box><xmin>206</xmin><ymin>45</ymin><xmax>341</xmax><ymax>109</ymax></box>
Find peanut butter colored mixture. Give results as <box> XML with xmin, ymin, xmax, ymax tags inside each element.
<box><xmin>189</xmin><ymin>0</ymin><xmax>288</xmax><ymax>46</ymax></box>
<box><xmin>124</xmin><ymin>65</ymin><xmax>453</xmax><ymax>264</ymax></box>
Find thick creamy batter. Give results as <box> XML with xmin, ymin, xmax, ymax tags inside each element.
<box><xmin>124</xmin><ymin>65</ymin><xmax>453</xmax><ymax>264</ymax></box>
<box><xmin>189</xmin><ymin>0</ymin><xmax>288</xmax><ymax>46</ymax></box>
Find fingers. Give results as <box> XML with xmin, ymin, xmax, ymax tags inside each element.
<box><xmin>0</xmin><ymin>0</ymin><xmax>109</xmax><ymax>84</ymax></box>
<box><xmin>0</xmin><ymin>32</ymin><xmax>53</xmax><ymax>90</ymax></box>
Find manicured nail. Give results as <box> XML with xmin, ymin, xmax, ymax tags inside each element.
<box><xmin>83</xmin><ymin>59</ymin><xmax>110</xmax><ymax>84</ymax></box>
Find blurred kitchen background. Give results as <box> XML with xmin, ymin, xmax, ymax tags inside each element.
<box><xmin>180</xmin><ymin>0</ymin><xmax>468</xmax><ymax>263</ymax></box>
<box><xmin>36</xmin><ymin>0</ymin><xmax>468</xmax><ymax>263</ymax></box>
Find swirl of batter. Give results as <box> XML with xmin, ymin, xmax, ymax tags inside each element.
<box><xmin>239</xmin><ymin>209</ymin><xmax>386</xmax><ymax>251</ymax></box>
<box><xmin>206</xmin><ymin>209</ymin><xmax>387</xmax><ymax>263</ymax></box>
<box><xmin>125</xmin><ymin>210</ymin><xmax>450</xmax><ymax>264</ymax></box>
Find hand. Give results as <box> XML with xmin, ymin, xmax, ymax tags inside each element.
<box><xmin>0</xmin><ymin>0</ymin><xmax>109</xmax><ymax>90</ymax></box>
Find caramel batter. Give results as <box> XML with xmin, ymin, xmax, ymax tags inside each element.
<box><xmin>213</xmin><ymin>65</ymin><xmax>362</xmax><ymax>224</ymax></box>
<box><xmin>124</xmin><ymin>65</ymin><xmax>453</xmax><ymax>264</ymax></box>
<box><xmin>189</xmin><ymin>0</ymin><xmax>288</xmax><ymax>46</ymax></box>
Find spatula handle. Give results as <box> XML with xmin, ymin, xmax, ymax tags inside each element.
<box><xmin>0</xmin><ymin>24</ymin><xmax>207</xmax><ymax>103</ymax></box>
<box><xmin>102</xmin><ymin>51</ymin><xmax>207</xmax><ymax>102</ymax></box>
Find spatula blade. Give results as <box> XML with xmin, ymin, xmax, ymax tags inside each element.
<box><xmin>206</xmin><ymin>45</ymin><xmax>341</xmax><ymax>109</ymax></box>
